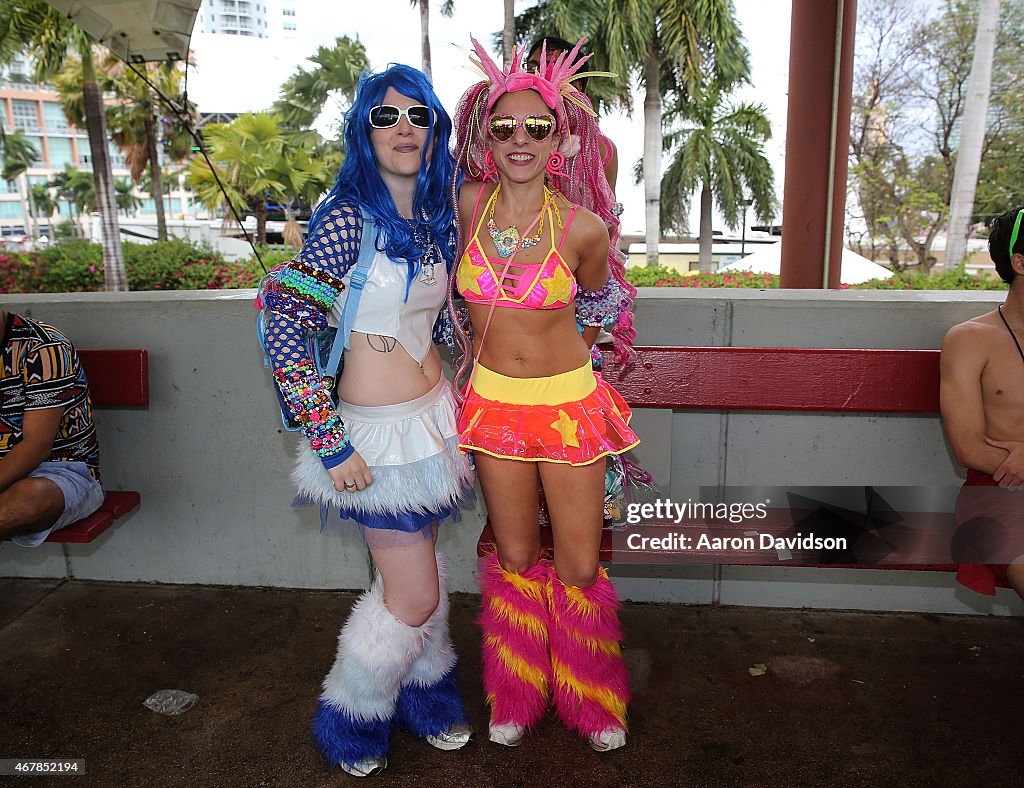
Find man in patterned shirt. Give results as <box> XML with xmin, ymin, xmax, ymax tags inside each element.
<box><xmin>0</xmin><ymin>306</ymin><xmax>103</xmax><ymax>546</ymax></box>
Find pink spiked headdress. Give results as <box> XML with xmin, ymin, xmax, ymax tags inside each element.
<box><xmin>468</xmin><ymin>36</ymin><xmax>597</xmax><ymax>129</ymax></box>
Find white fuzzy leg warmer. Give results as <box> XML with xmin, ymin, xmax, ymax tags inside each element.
<box><xmin>319</xmin><ymin>578</ymin><xmax>426</xmax><ymax>721</ymax></box>
<box><xmin>402</xmin><ymin>551</ymin><xmax>456</xmax><ymax>688</ymax></box>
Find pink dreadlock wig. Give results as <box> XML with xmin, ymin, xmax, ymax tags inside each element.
<box><xmin>447</xmin><ymin>36</ymin><xmax>636</xmax><ymax>393</ymax></box>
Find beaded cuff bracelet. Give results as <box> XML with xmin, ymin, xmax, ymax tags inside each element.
<box><xmin>277</xmin><ymin>261</ymin><xmax>346</xmax><ymax>312</ymax></box>
<box><xmin>273</xmin><ymin>359</ymin><xmax>350</xmax><ymax>460</ymax></box>
<box><xmin>264</xmin><ymin>291</ymin><xmax>330</xmax><ymax>331</ymax></box>
<box><xmin>432</xmin><ymin>308</ymin><xmax>455</xmax><ymax>350</ymax></box>
<box><xmin>575</xmin><ymin>278</ymin><xmax>623</xmax><ymax>327</ymax></box>
<box><xmin>432</xmin><ymin>306</ymin><xmax>474</xmax><ymax>350</ymax></box>
<box><xmin>456</xmin><ymin>305</ymin><xmax>474</xmax><ymax>339</ymax></box>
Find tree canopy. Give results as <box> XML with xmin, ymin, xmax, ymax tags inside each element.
<box><xmin>188</xmin><ymin>113</ymin><xmax>340</xmax><ymax>245</ymax></box>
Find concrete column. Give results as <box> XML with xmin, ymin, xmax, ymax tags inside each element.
<box><xmin>780</xmin><ymin>0</ymin><xmax>858</xmax><ymax>289</ymax></box>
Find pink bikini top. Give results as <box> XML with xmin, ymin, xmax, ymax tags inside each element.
<box><xmin>457</xmin><ymin>189</ymin><xmax>579</xmax><ymax>310</ymax></box>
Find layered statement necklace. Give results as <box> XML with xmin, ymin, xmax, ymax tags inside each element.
<box><xmin>487</xmin><ymin>184</ymin><xmax>556</xmax><ymax>258</ymax></box>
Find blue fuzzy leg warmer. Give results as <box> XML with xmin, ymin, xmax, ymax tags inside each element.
<box><xmin>394</xmin><ymin>552</ymin><xmax>467</xmax><ymax>736</ymax></box>
<box><xmin>396</xmin><ymin>665</ymin><xmax>466</xmax><ymax>736</ymax></box>
<box><xmin>312</xmin><ymin>577</ymin><xmax>425</xmax><ymax>766</ymax></box>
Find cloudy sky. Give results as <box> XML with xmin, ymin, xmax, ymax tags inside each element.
<box><xmin>188</xmin><ymin>0</ymin><xmax>794</xmax><ymax>236</ymax></box>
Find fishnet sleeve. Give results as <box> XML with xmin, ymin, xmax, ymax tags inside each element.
<box><xmin>259</xmin><ymin>203</ymin><xmax>364</xmax><ymax>468</ymax></box>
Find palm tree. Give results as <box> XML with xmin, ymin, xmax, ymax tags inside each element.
<box><xmin>0</xmin><ymin>128</ymin><xmax>38</xmax><ymax>239</ymax></box>
<box><xmin>659</xmin><ymin>76</ymin><xmax>775</xmax><ymax>271</ymax></box>
<box><xmin>945</xmin><ymin>0</ymin><xmax>1000</xmax><ymax>267</ymax></box>
<box><xmin>114</xmin><ymin>178</ymin><xmax>141</xmax><ymax>216</ymax></box>
<box><xmin>188</xmin><ymin>113</ymin><xmax>340</xmax><ymax>245</ymax></box>
<box><xmin>410</xmin><ymin>0</ymin><xmax>454</xmax><ymax>81</ymax></box>
<box><xmin>47</xmin><ymin>167</ymin><xmax>74</xmax><ymax>236</ymax></box>
<box><xmin>270</xmin><ymin>36</ymin><xmax>368</xmax><ymax>243</ymax></box>
<box><xmin>52</xmin><ymin>54</ymin><xmax>196</xmax><ymax>242</ymax></box>
<box><xmin>30</xmin><ymin>181</ymin><xmax>56</xmax><ymax>230</ymax></box>
<box><xmin>0</xmin><ymin>0</ymin><xmax>126</xmax><ymax>289</ymax></box>
<box><xmin>54</xmin><ymin>165</ymin><xmax>98</xmax><ymax>214</ymax></box>
<box><xmin>94</xmin><ymin>57</ymin><xmax>194</xmax><ymax>240</ymax></box>
<box><xmin>47</xmin><ymin>165</ymin><xmax>86</xmax><ymax>237</ymax></box>
<box><xmin>271</xmin><ymin>37</ymin><xmax>369</xmax><ymax>133</ymax></box>
<box><xmin>503</xmin><ymin>0</ymin><xmax>516</xmax><ymax>66</ymax></box>
<box><xmin>516</xmin><ymin>0</ymin><xmax>750</xmax><ymax>266</ymax></box>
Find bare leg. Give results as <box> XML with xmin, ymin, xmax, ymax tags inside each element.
<box><xmin>369</xmin><ymin>533</ymin><xmax>440</xmax><ymax>627</ymax></box>
<box><xmin>1005</xmin><ymin>556</ymin><xmax>1024</xmax><ymax>600</ymax></box>
<box><xmin>539</xmin><ymin>459</ymin><xmax>605</xmax><ymax>587</ymax></box>
<box><xmin>474</xmin><ymin>454</ymin><xmax>542</xmax><ymax>571</ymax></box>
<box><xmin>0</xmin><ymin>477</ymin><xmax>64</xmax><ymax>540</ymax></box>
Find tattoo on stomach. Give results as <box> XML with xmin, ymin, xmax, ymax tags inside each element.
<box><xmin>367</xmin><ymin>335</ymin><xmax>397</xmax><ymax>353</ymax></box>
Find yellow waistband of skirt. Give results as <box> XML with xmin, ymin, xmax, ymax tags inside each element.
<box><xmin>470</xmin><ymin>361</ymin><xmax>597</xmax><ymax>406</ymax></box>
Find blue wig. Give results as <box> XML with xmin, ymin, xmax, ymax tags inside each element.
<box><xmin>306</xmin><ymin>64</ymin><xmax>457</xmax><ymax>295</ymax></box>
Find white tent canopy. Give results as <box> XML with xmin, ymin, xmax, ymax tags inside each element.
<box><xmin>44</xmin><ymin>1</ymin><xmax>200</xmax><ymax>63</ymax></box>
<box><xmin>718</xmin><ymin>241</ymin><xmax>892</xmax><ymax>285</ymax></box>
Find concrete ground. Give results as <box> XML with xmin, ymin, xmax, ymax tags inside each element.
<box><xmin>2</xmin><ymin>578</ymin><xmax>1023</xmax><ymax>788</ymax></box>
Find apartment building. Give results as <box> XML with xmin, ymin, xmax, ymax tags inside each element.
<box><xmin>196</xmin><ymin>0</ymin><xmax>303</xmax><ymax>39</ymax></box>
<box><xmin>197</xmin><ymin>0</ymin><xmax>269</xmax><ymax>38</ymax></box>
<box><xmin>0</xmin><ymin>55</ymin><xmax>198</xmax><ymax>239</ymax></box>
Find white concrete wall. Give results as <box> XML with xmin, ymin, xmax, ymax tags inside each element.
<box><xmin>1</xmin><ymin>289</ymin><xmax>1021</xmax><ymax>616</ymax></box>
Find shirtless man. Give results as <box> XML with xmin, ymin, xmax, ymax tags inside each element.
<box><xmin>940</xmin><ymin>205</ymin><xmax>1024</xmax><ymax>597</ymax></box>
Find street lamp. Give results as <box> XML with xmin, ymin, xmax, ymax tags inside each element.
<box><xmin>739</xmin><ymin>197</ymin><xmax>753</xmax><ymax>257</ymax></box>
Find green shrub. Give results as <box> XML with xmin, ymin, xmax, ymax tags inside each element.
<box><xmin>123</xmin><ymin>238</ymin><xmax>226</xmax><ymax>290</ymax></box>
<box><xmin>0</xmin><ymin>250</ymin><xmax>35</xmax><ymax>293</ymax></box>
<box><xmin>0</xmin><ymin>238</ymin><xmax>268</xmax><ymax>293</ymax></box>
<box><xmin>0</xmin><ymin>241</ymin><xmax>105</xmax><ymax>293</ymax></box>
<box><xmin>624</xmin><ymin>266</ymin><xmax>695</xmax><ymax>287</ymax></box>
<box><xmin>238</xmin><ymin>245</ymin><xmax>300</xmax><ymax>284</ymax></box>
<box><xmin>624</xmin><ymin>263</ymin><xmax>1007</xmax><ymax>291</ymax></box>
<box><xmin>247</xmin><ymin>245</ymin><xmax>299</xmax><ymax>270</ymax></box>
<box><xmin>39</xmin><ymin>241</ymin><xmax>105</xmax><ymax>291</ymax></box>
<box><xmin>846</xmin><ymin>265</ymin><xmax>1006</xmax><ymax>290</ymax></box>
<box><xmin>625</xmin><ymin>266</ymin><xmax>779</xmax><ymax>288</ymax></box>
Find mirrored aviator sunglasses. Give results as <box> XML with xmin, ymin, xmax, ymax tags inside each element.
<box><xmin>488</xmin><ymin>113</ymin><xmax>556</xmax><ymax>143</ymax></box>
<box><xmin>368</xmin><ymin>104</ymin><xmax>433</xmax><ymax>129</ymax></box>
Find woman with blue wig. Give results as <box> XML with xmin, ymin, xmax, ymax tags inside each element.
<box><xmin>258</xmin><ymin>64</ymin><xmax>473</xmax><ymax>776</ymax></box>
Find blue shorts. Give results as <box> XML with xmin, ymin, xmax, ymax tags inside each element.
<box><xmin>11</xmin><ymin>461</ymin><xmax>105</xmax><ymax>547</ymax></box>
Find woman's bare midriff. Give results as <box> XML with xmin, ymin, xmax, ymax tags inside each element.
<box><xmin>467</xmin><ymin>303</ymin><xmax>591</xmax><ymax>377</ymax></box>
<box><xmin>338</xmin><ymin>332</ymin><xmax>443</xmax><ymax>406</ymax></box>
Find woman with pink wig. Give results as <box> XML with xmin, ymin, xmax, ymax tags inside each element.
<box><xmin>450</xmin><ymin>38</ymin><xmax>637</xmax><ymax>752</ymax></box>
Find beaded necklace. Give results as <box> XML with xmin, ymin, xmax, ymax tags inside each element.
<box><xmin>486</xmin><ymin>184</ymin><xmax>554</xmax><ymax>258</ymax></box>
<box><xmin>404</xmin><ymin>214</ymin><xmax>440</xmax><ymax>286</ymax></box>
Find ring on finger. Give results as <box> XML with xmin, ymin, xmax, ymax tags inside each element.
<box><xmin>343</xmin><ymin>481</ymin><xmax>357</xmax><ymax>490</ymax></box>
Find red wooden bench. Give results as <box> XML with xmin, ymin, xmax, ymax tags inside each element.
<box><xmin>478</xmin><ymin>345</ymin><xmax>955</xmax><ymax>570</ymax></box>
<box><xmin>44</xmin><ymin>349</ymin><xmax>148</xmax><ymax>544</ymax></box>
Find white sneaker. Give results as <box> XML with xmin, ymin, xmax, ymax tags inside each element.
<box><xmin>488</xmin><ymin>722</ymin><xmax>526</xmax><ymax>747</ymax></box>
<box><xmin>589</xmin><ymin>727</ymin><xmax>627</xmax><ymax>752</ymax></box>
<box><xmin>340</xmin><ymin>756</ymin><xmax>387</xmax><ymax>777</ymax></box>
<box><xmin>426</xmin><ymin>722</ymin><xmax>473</xmax><ymax>751</ymax></box>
